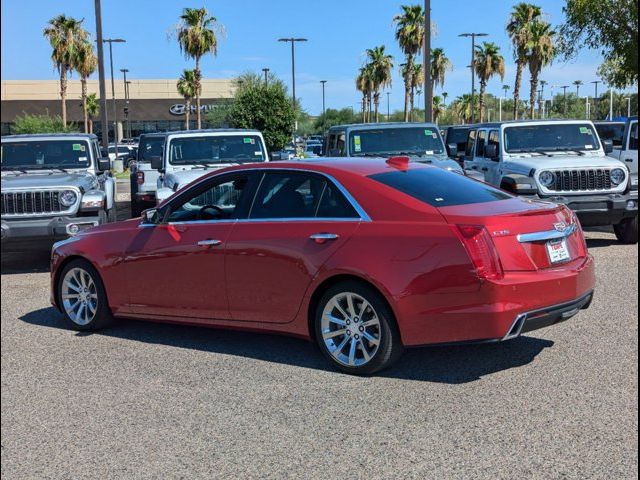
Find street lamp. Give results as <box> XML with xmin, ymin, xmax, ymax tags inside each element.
<box><xmin>423</xmin><ymin>0</ymin><xmax>433</xmax><ymax>122</ymax></box>
<box><xmin>278</xmin><ymin>37</ymin><xmax>308</xmax><ymax>134</ymax></box>
<box><xmin>125</xmin><ymin>80</ymin><xmax>132</xmax><ymax>138</ymax></box>
<box><xmin>560</xmin><ymin>85</ymin><xmax>570</xmax><ymax>116</ymax></box>
<box><xmin>120</xmin><ymin>68</ymin><xmax>129</xmax><ymax>140</ymax></box>
<box><xmin>387</xmin><ymin>92</ymin><xmax>391</xmax><ymax>121</ymax></box>
<box><xmin>262</xmin><ymin>68</ymin><xmax>270</xmax><ymax>86</ymax></box>
<box><xmin>626</xmin><ymin>97</ymin><xmax>632</xmax><ymax>118</ymax></box>
<box><xmin>591</xmin><ymin>80</ymin><xmax>601</xmax><ymax>119</ymax></box>
<box><xmin>320</xmin><ymin>80</ymin><xmax>327</xmax><ymax>117</ymax></box>
<box><xmin>93</xmin><ymin>0</ymin><xmax>109</xmax><ymax>149</ymax></box>
<box><xmin>103</xmin><ymin>38</ymin><xmax>126</xmax><ymax>152</ymax></box>
<box><xmin>459</xmin><ymin>32</ymin><xmax>488</xmax><ymax>124</ymax></box>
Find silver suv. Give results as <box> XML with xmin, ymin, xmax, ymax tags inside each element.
<box><xmin>1</xmin><ymin>133</ymin><xmax>116</xmax><ymax>251</ymax></box>
<box><xmin>463</xmin><ymin>120</ymin><xmax>638</xmax><ymax>244</ymax></box>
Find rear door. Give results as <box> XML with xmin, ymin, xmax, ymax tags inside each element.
<box><xmin>622</xmin><ymin>120</ymin><xmax>638</xmax><ymax>175</ymax></box>
<box><xmin>484</xmin><ymin>129</ymin><xmax>502</xmax><ymax>185</ymax></box>
<box><xmin>225</xmin><ymin>170</ymin><xmax>362</xmax><ymax>323</ymax></box>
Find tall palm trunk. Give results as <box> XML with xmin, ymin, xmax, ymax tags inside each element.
<box><xmin>479</xmin><ymin>80</ymin><xmax>487</xmax><ymax>122</ymax></box>
<box><xmin>184</xmin><ymin>99</ymin><xmax>191</xmax><ymax>130</ymax></box>
<box><xmin>529</xmin><ymin>70</ymin><xmax>540</xmax><ymax>119</ymax></box>
<box><xmin>373</xmin><ymin>92</ymin><xmax>381</xmax><ymax>123</ymax></box>
<box><xmin>88</xmin><ymin>118</ymin><xmax>93</xmax><ymax>134</ymax></box>
<box><xmin>410</xmin><ymin>86</ymin><xmax>416</xmax><ymax>122</ymax></box>
<box><xmin>81</xmin><ymin>77</ymin><xmax>88</xmax><ymax>133</ymax></box>
<box><xmin>403</xmin><ymin>54</ymin><xmax>414</xmax><ymax>122</ymax></box>
<box><xmin>362</xmin><ymin>95</ymin><xmax>368</xmax><ymax>123</ymax></box>
<box><xmin>513</xmin><ymin>60</ymin><xmax>524</xmax><ymax>120</ymax></box>
<box><xmin>368</xmin><ymin>93</ymin><xmax>373</xmax><ymax>122</ymax></box>
<box><xmin>194</xmin><ymin>57</ymin><xmax>202</xmax><ymax>129</ymax></box>
<box><xmin>59</xmin><ymin>67</ymin><xmax>68</xmax><ymax>125</ymax></box>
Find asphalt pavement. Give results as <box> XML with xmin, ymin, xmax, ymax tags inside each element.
<box><xmin>1</xmin><ymin>213</ymin><xmax>637</xmax><ymax>478</ymax></box>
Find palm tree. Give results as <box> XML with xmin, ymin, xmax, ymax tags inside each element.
<box><xmin>409</xmin><ymin>62</ymin><xmax>424</xmax><ymax>121</ymax></box>
<box><xmin>502</xmin><ymin>84</ymin><xmax>511</xmax><ymax>98</ymax></box>
<box><xmin>356</xmin><ymin>66</ymin><xmax>373</xmax><ymax>123</ymax></box>
<box><xmin>430</xmin><ymin>48</ymin><xmax>453</xmax><ymax>90</ymax></box>
<box><xmin>474</xmin><ymin>42</ymin><xmax>505</xmax><ymax>122</ymax></box>
<box><xmin>453</xmin><ymin>94</ymin><xmax>474</xmax><ymax>124</ymax></box>
<box><xmin>366</xmin><ymin>46</ymin><xmax>394</xmax><ymax>123</ymax></box>
<box><xmin>177</xmin><ymin>69</ymin><xmax>198</xmax><ymax>130</ymax></box>
<box><xmin>176</xmin><ymin>7</ymin><xmax>220</xmax><ymax>129</ymax></box>
<box><xmin>507</xmin><ymin>3</ymin><xmax>542</xmax><ymax>120</ymax></box>
<box><xmin>526</xmin><ymin>21</ymin><xmax>556</xmax><ymax>118</ymax></box>
<box><xmin>442</xmin><ymin>91</ymin><xmax>448</xmax><ymax>106</ymax></box>
<box><xmin>394</xmin><ymin>5</ymin><xmax>424</xmax><ymax>122</ymax></box>
<box><xmin>432</xmin><ymin>95</ymin><xmax>446</xmax><ymax>124</ymax></box>
<box><xmin>43</xmin><ymin>15</ymin><xmax>88</xmax><ymax>125</ymax></box>
<box><xmin>74</xmin><ymin>40</ymin><xmax>97</xmax><ymax>133</ymax></box>
<box><xmin>573</xmin><ymin>80</ymin><xmax>583</xmax><ymax>97</ymax></box>
<box><xmin>86</xmin><ymin>93</ymin><xmax>99</xmax><ymax>134</ymax></box>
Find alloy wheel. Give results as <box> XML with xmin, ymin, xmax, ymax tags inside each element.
<box><xmin>61</xmin><ymin>267</ymin><xmax>98</xmax><ymax>326</ymax></box>
<box><xmin>321</xmin><ymin>292</ymin><xmax>381</xmax><ymax>367</ymax></box>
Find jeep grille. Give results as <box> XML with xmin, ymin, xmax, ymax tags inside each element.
<box><xmin>549</xmin><ymin>169</ymin><xmax>613</xmax><ymax>192</ymax></box>
<box><xmin>1</xmin><ymin>190</ymin><xmax>71</xmax><ymax>216</ymax></box>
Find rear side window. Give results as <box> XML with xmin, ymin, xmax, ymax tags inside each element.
<box><xmin>630</xmin><ymin>122</ymin><xmax>638</xmax><ymax>151</ymax></box>
<box><xmin>476</xmin><ymin>130</ymin><xmax>487</xmax><ymax>157</ymax></box>
<box><xmin>368</xmin><ymin>168</ymin><xmax>511</xmax><ymax>207</ymax></box>
<box><xmin>465</xmin><ymin>130</ymin><xmax>477</xmax><ymax>157</ymax></box>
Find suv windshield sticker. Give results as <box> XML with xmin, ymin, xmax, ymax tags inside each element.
<box><xmin>426</xmin><ymin>150</ymin><xmax>434</xmax><ymax>155</ymax></box>
<box><xmin>425</xmin><ymin>129</ymin><xmax>437</xmax><ymax>139</ymax></box>
<box><xmin>244</xmin><ymin>138</ymin><xmax>255</xmax><ymax>144</ymax></box>
<box><xmin>354</xmin><ymin>136</ymin><xmax>362</xmax><ymax>152</ymax></box>
<box><xmin>78</xmin><ymin>156</ymin><xmax>88</xmax><ymax>162</ymax></box>
<box><xmin>580</xmin><ymin>127</ymin><xmax>590</xmax><ymax>134</ymax></box>
<box><xmin>254</xmin><ymin>151</ymin><xmax>262</xmax><ymax>156</ymax></box>
<box><xmin>585</xmin><ymin>144</ymin><xmax>594</xmax><ymax>149</ymax></box>
<box><xmin>72</xmin><ymin>143</ymin><xmax>82</xmax><ymax>151</ymax></box>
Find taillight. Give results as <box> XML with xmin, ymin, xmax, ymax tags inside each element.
<box><xmin>456</xmin><ymin>225</ymin><xmax>504</xmax><ymax>280</ymax></box>
<box><xmin>136</xmin><ymin>171</ymin><xmax>145</xmax><ymax>185</ymax></box>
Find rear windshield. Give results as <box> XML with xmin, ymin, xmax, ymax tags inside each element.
<box><xmin>169</xmin><ymin>135</ymin><xmax>266</xmax><ymax>165</ymax></box>
<box><xmin>1</xmin><ymin>140</ymin><xmax>92</xmax><ymax>170</ymax></box>
<box><xmin>138</xmin><ymin>136</ymin><xmax>165</xmax><ymax>162</ymax></box>
<box><xmin>368</xmin><ymin>168</ymin><xmax>511</xmax><ymax>207</ymax></box>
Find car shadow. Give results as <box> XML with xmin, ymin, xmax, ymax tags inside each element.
<box><xmin>20</xmin><ymin>307</ymin><xmax>553</xmax><ymax>384</ymax></box>
<box><xmin>1</xmin><ymin>252</ymin><xmax>51</xmax><ymax>275</ymax></box>
<box><xmin>585</xmin><ymin>237</ymin><xmax>622</xmax><ymax>249</ymax></box>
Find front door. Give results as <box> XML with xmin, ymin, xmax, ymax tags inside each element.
<box><xmin>123</xmin><ymin>172</ymin><xmax>257</xmax><ymax>320</ymax></box>
<box><xmin>225</xmin><ymin>171</ymin><xmax>362</xmax><ymax>323</ymax></box>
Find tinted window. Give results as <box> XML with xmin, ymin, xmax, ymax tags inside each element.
<box><xmin>138</xmin><ymin>136</ymin><xmax>164</xmax><ymax>162</ymax></box>
<box><xmin>447</xmin><ymin>127</ymin><xmax>470</xmax><ymax>145</ymax></box>
<box><xmin>368</xmin><ymin>168</ymin><xmax>511</xmax><ymax>207</ymax></box>
<box><xmin>595</xmin><ymin>123</ymin><xmax>626</xmax><ymax>147</ymax></box>
<box><xmin>504</xmin><ymin>124</ymin><xmax>601</xmax><ymax>153</ymax></box>
<box><xmin>348</xmin><ymin>127</ymin><xmax>445</xmax><ymax>156</ymax></box>
<box><xmin>169</xmin><ymin>135</ymin><xmax>266</xmax><ymax>165</ymax></box>
<box><xmin>465</xmin><ymin>130</ymin><xmax>477</xmax><ymax>157</ymax></box>
<box><xmin>166</xmin><ymin>174</ymin><xmax>251</xmax><ymax>223</ymax></box>
<box><xmin>476</xmin><ymin>130</ymin><xmax>487</xmax><ymax>157</ymax></box>
<box><xmin>630</xmin><ymin>122</ymin><xmax>638</xmax><ymax>151</ymax></box>
<box><xmin>1</xmin><ymin>140</ymin><xmax>92</xmax><ymax>170</ymax></box>
<box><xmin>250</xmin><ymin>172</ymin><xmax>358</xmax><ymax>219</ymax></box>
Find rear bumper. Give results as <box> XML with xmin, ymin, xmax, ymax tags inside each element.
<box><xmin>1</xmin><ymin>215</ymin><xmax>100</xmax><ymax>251</ymax></box>
<box><xmin>536</xmin><ymin>191</ymin><xmax>638</xmax><ymax>226</ymax></box>
<box><xmin>399</xmin><ymin>254</ymin><xmax>596</xmax><ymax>346</ymax></box>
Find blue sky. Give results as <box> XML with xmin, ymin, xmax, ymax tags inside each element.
<box><xmin>0</xmin><ymin>0</ymin><xmax>622</xmax><ymax>115</ymax></box>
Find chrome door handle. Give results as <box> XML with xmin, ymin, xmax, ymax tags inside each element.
<box><xmin>310</xmin><ymin>233</ymin><xmax>339</xmax><ymax>244</ymax></box>
<box><xmin>197</xmin><ymin>239</ymin><xmax>222</xmax><ymax>247</ymax></box>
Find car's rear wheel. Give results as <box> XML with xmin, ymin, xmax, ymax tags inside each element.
<box><xmin>57</xmin><ymin>259</ymin><xmax>114</xmax><ymax>331</ymax></box>
<box><xmin>614</xmin><ymin>216</ymin><xmax>638</xmax><ymax>244</ymax></box>
<box><xmin>314</xmin><ymin>281</ymin><xmax>403</xmax><ymax>375</ymax></box>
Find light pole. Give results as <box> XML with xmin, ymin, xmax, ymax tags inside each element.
<box><xmin>93</xmin><ymin>0</ymin><xmax>109</xmax><ymax>149</ymax></box>
<box><xmin>278</xmin><ymin>37</ymin><xmax>308</xmax><ymax>134</ymax></box>
<box><xmin>423</xmin><ymin>0</ymin><xmax>433</xmax><ymax>122</ymax></box>
<box><xmin>560</xmin><ymin>85</ymin><xmax>570</xmax><ymax>116</ymax></box>
<box><xmin>262</xmin><ymin>68</ymin><xmax>270</xmax><ymax>86</ymax></box>
<box><xmin>120</xmin><ymin>68</ymin><xmax>129</xmax><ymax>140</ymax></box>
<box><xmin>609</xmin><ymin>88</ymin><xmax>614</xmax><ymax>120</ymax></box>
<box><xmin>626</xmin><ymin>97</ymin><xmax>632</xmax><ymax>118</ymax></box>
<box><xmin>591</xmin><ymin>80</ymin><xmax>601</xmax><ymax>119</ymax></box>
<box><xmin>539</xmin><ymin>80</ymin><xmax>547</xmax><ymax>119</ymax></box>
<box><xmin>387</xmin><ymin>92</ymin><xmax>391</xmax><ymax>121</ymax></box>
<box><xmin>103</xmin><ymin>38</ymin><xmax>126</xmax><ymax>152</ymax></box>
<box><xmin>125</xmin><ymin>80</ymin><xmax>132</xmax><ymax>138</ymax></box>
<box><xmin>459</xmin><ymin>32</ymin><xmax>488</xmax><ymax>124</ymax></box>
<box><xmin>320</xmin><ymin>80</ymin><xmax>327</xmax><ymax>117</ymax></box>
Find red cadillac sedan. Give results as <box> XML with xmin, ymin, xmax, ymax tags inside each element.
<box><xmin>50</xmin><ymin>158</ymin><xmax>595</xmax><ymax>374</ymax></box>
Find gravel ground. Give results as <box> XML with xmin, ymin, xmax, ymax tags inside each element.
<box><xmin>1</xmin><ymin>229</ymin><xmax>637</xmax><ymax>479</ymax></box>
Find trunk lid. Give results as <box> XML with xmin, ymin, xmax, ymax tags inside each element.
<box><xmin>439</xmin><ymin>198</ymin><xmax>587</xmax><ymax>271</ymax></box>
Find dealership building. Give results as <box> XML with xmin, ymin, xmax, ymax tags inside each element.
<box><xmin>1</xmin><ymin>78</ymin><xmax>237</xmax><ymax>138</ymax></box>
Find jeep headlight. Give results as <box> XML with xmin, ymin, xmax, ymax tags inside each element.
<box><xmin>59</xmin><ymin>190</ymin><xmax>78</xmax><ymax>207</ymax></box>
<box><xmin>610</xmin><ymin>168</ymin><xmax>626</xmax><ymax>186</ymax></box>
<box><xmin>539</xmin><ymin>171</ymin><xmax>555</xmax><ymax>187</ymax></box>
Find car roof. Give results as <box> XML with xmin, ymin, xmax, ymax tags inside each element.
<box><xmin>328</xmin><ymin>122</ymin><xmax>439</xmax><ymax>131</ymax></box>
<box><xmin>466</xmin><ymin>119</ymin><xmax>597</xmax><ymax>129</ymax></box>
<box><xmin>165</xmin><ymin>128</ymin><xmax>261</xmax><ymax>136</ymax></box>
<box><xmin>1</xmin><ymin>133</ymin><xmax>98</xmax><ymax>142</ymax></box>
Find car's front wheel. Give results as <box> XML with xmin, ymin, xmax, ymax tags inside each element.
<box><xmin>57</xmin><ymin>259</ymin><xmax>114</xmax><ymax>331</ymax></box>
<box><xmin>614</xmin><ymin>216</ymin><xmax>638</xmax><ymax>244</ymax></box>
<box><xmin>314</xmin><ymin>281</ymin><xmax>404</xmax><ymax>375</ymax></box>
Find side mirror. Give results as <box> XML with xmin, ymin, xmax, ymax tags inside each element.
<box><xmin>141</xmin><ymin>208</ymin><xmax>160</xmax><ymax>224</ymax></box>
<box><xmin>602</xmin><ymin>139</ymin><xmax>614</xmax><ymax>154</ymax></box>
<box><xmin>97</xmin><ymin>157</ymin><xmax>111</xmax><ymax>172</ymax></box>
<box><xmin>447</xmin><ymin>144</ymin><xmax>458</xmax><ymax>158</ymax></box>
<box><xmin>150</xmin><ymin>155</ymin><xmax>164</xmax><ymax>171</ymax></box>
<box><xmin>484</xmin><ymin>144</ymin><xmax>499</xmax><ymax>160</ymax></box>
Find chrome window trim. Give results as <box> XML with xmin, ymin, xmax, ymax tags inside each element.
<box><xmin>155</xmin><ymin>167</ymin><xmax>372</xmax><ymax>227</ymax></box>
<box><xmin>517</xmin><ymin>224</ymin><xmax>578</xmax><ymax>243</ymax></box>
<box><xmin>1</xmin><ymin>186</ymin><xmax>81</xmax><ymax>217</ymax></box>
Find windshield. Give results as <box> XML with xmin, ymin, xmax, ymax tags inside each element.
<box><xmin>306</xmin><ymin>144</ymin><xmax>323</xmax><ymax>155</ymax></box>
<box><xmin>349</xmin><ymin>127</ymin><xmax>445</xmax><ymax>156</ymax></box>
<box><xmin>138</xmin><ymin>136</ymin><xmax>164</xmax><ymax>162</ymax></box>
<box><xmin>504</xmin><ymin>124</ymin><xmax>601</xmax><ymax>154</ymax></box>
<box><xmin>1</xmin><ymin>140</ymin><xmax>92</xmax><ymax>170</ymax></box>
<box><xmin>169</xmin><ymin>135</ymin><xmax>266</xmax><ymax>165</ymax></box>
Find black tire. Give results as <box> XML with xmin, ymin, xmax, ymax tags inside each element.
<box><xmin>314</xmin><ymin>280</ymin><xmax>404</xmax><ymax>375</ymax></box>
<box><xmin>57</xmin><ymin>259</ymin><xmax>114</xmax><ymax>331</ymax></box>
<box><xmin>614</xmin><ymin>216</ymin><xmax>639</xmax><ymax>244</ymax></box>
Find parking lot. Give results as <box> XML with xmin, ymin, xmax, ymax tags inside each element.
<box><xmin>1</xmin><ymin>180</ymin><xmax>637</xmax><ymax>479</ymax></box>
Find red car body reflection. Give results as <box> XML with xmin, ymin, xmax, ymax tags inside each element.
<box><xmin>51</xmin><ymin>159</ymin><xmax>595</xmax><ymax>352</ymax></box>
